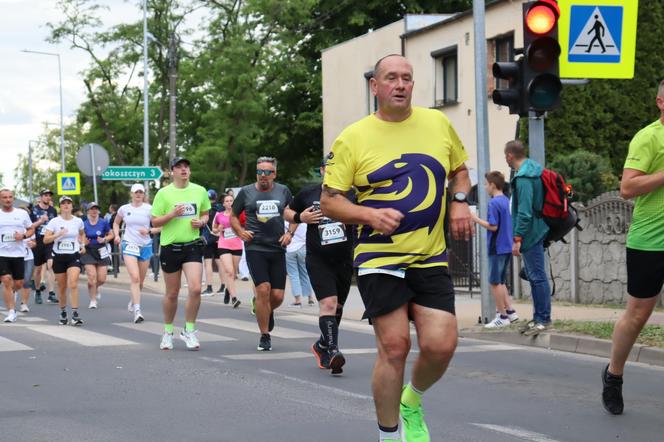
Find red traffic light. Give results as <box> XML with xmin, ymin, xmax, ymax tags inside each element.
<box><xmin>525</xmin><ymin>1</ymin><xmax>560</xmax><ymax>35</ymax></box>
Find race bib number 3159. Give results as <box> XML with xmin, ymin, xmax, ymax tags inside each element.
<box><xmin>318</xmin><ymin>222</ymin><xmax>347</xmax><ymax>245</ymax></box>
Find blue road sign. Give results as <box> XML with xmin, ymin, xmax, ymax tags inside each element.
<box><xmin>568</xmin><ymin>5</ymin><xmax>623</xmax><ymax>63</ymax></box>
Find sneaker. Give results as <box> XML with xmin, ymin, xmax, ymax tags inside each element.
<box><xmin>88</xmin><ymin>300</ymin><xmax>98</xmax><ymax>309</ymax></box>
<box><xmin>47</xmin><ymin>292</ymin><xmax>58</xmax><ymax>303</ymax></box>
<box><xmin>19</xmin><ymin>303</ymin><xmax>30</xmax><ymax>313</ymax></box>
<box><xmin>128</xmin><ymin>301</ymin><xmax>134</xmax><ymax>312</ymax></box>
<box><xmin>180</xmin><ymin>329</ymin><xmax>200</xmax><ymax>350</ymax></box>
<box><xmin>38</xmin><ymin>283</ymin><xmax>46</xmax><ymax>292</ymax></box>
<box><xmin>257</xmin><ymin>333</ymin><xmax>272</xmax><ymax>351</ymax></box>
<box><xmin>231</xmin><ymin>297</ymin><xmax>241</xmax><ymax>308</ymax></box>
<box><xmin>268</xmin><ymin>311</ymin><xmax>275</xmax><ymax>332</ymax></box>
<box><xmin>217</xmin><ymin>284</ymin><xmax>226</xmax><ymax>294</ymax></box>
<box><xmin>329</xmin><ymin>348</ymin><xmax>346</xmax><ymax>375</ymax></box>
<box><xmin>484</xmin><ymin>316</ymin><xmax>510</xmax><ymax>329</ymax></box>
<box><xmin>400</xmin><ymin>400</ymin><xmax>430</xmax><ymax>442</ymax></box>
<box><xmin>602</xmin><ymin>364</ymin><xmax>624</xmax><ymax>415</ymax></box>
<box><xmin>70</xmin><ymin>311</ymin><xmax>83</xmax><ymax>326</ymax></box>
<box><xmin>507</xmin><ymin>311</ymin><xmax>519</xmax><ymax>323</ymax></box>
<box><xmin>223</xmin><ymin>289</ymin><xmax>230</xmax><ymax>305</ymax></box>
<box><xmin>96</xmin><ymin>291</ymin><xmax>102</xmax><ymax>301</ymax></box>
<box><xmin>133</xmin><ymin>309</ymin><xmax>144</xmax><ymax>324</ymax></box>
<box><xmin>308</xmin><ymin>298</ymin><xmax>316</xmax><ymax>306</ymax></box>
<box><xmin>59</xmin><ymin>310</ymin><xmax>68</xmax><ymax>325</ymax></box>
<box><xmin>241</xmin><ymin>276</ymin><xmax>249</xmax><ymax>281</ymax></box>
<box><xmin>311</xmin><ymin>341</ymin><xmax>331</xmax><ymax>369</ymax></box>
<box><xmin>518</xmin><ymin>320</ymin><xmax>536</xmax><ymax>334</ymax></box>
<box><xmin>288</xmin><ymin>302</ymin><xmax>302</xmax><ymax>308</ymax></box>
<box><xmin>250</xmin><ymin>297</ymin><xmax>256</xmax><ymax>316</ymax></box>
<box><xmin>202</xmin><ymin>286</ymin><xmax>213</xmax><ymax>295</ymax></box>
<box><xmin>35</xmin><ymin>291</ymin><xmax>43</xmax><ymax>305</ymax></box>
<box><xmin>160</xmin><ymin>332</ymin><xmax>174</xmax><ymax>350</ymax></box>
<box><xmin>3</xmin><ymin>310</ymin><xmax>17</xmax><ymax>323</ymax></box>
<box><xmin>523</xmin><ymin>322</ymin><xmax>550</xmax><ymax>337</ymax></box>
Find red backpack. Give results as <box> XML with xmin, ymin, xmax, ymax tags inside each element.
<box><xmin>538</xmin><ymin>169</ymin><xmax>582</xmax><ymax>246</ymax></box>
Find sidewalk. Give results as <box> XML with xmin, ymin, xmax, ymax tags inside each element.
<box><xmin>100</xmin><ymin>268</ymin><xmax>664</xmax><ymax>367</ymax></box>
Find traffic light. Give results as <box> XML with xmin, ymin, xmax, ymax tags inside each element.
<box><xmin>492</xmin><ymin>59</ymin><xmax>526</xmax><ymax>116</ymax></box>
<box><xmin>522</xmin><ymin>0</ymin><xmax>562</xmax><ymax>113</ymax></box>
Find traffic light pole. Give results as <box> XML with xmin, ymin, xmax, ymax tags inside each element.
<box><xmin>528</xmin><ymin>111</ymin><xmax>546</xmax><ymax>165</ymax></box>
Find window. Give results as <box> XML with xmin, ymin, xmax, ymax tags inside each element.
<box><xmin>493</xmin><ymin>34</ymin><xmax>514</xmax><ymax>90</ymax></box>
<box><xmin>364</xmin><ymin>70</ymin><xmax>377</xmax><ymax>114</ymax></box>
<box><xmin>431</xmin><ymin>46</ymin><xmax>458</xmax><ymax>107</ymax></box>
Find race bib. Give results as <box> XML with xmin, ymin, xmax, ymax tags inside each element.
<box><xmin>223</xmin><ymin>227</ymin><xmax>237</xmax><ymax>239</ymax></box>
<box><xmin>38</xmin><ymin>225</ymin><xmax>46</xmax><ymax>235</ymax></box>
<box><xmin>318</xmin><ymin>222</ymin><xmax>347</xmax><ymax>245</ymax></box>
<box><xmin>99</xmin><ymin>245</ymin><xmax>110</xmax><ymax>260</ymax></box>
<box><xmin>176</xmin><ymin>203</ymin><xmax>197</xmax><ymax>218</ymax></box>
<box><xmin>57</xmin><ymin>241</ymin><xmax>75</xmax><ymax>252</ymax></box>
<box><xmin>256</xmin><ymin>200</ymin><xmax>280</xmax><ymax>223</ymax></box>
<box><xmin>1</xmin><ymin>233</ymin><xmax>16</xmax><ymax>243</ymax></box>
<box><xmin>124</xmin><ymin>243</ymin><xmax>141</xmax><ymax>257</ymax></box>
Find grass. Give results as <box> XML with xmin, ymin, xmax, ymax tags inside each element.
<box><xmin>552</xmin><ymin>320</ymin><xmax>664</xmax><ymax>348</ymax></box>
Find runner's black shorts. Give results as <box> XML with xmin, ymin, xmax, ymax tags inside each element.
<box><xmin>33</xmin><ymin>240</ymin><xmax>53</xmax><ymax>267</ymax></box>
<box><xmin>0</xmin><ymin>256</ymin><xmax>25</xmax><ymax>280</ymax></box>
<box><xmin>160</xmin><ymin>242</ymin><xmax>203</xmax><ymax>273</ymax></box>
<box><xmin>80</xmin><ymin>247</ymin><xmax>112</xmax><ymax>267</ymax></box>
<box><xmin>52</xmin><ymin>253</ymin><xmax>82</xmax><ymax>274</ymax></box>
<box><xmin>306</xmin><ymin>252</ymin><xmax>352</xmax><ymax>304</ymax></box>
<box><xmin>626</xmin><ymin>248</ymin><xmax>664</xmax><ymax>298</ymax></box>
<box><xmin>203</xmin><ymin>240</ymin><xmax>220</xmax><ymax>259</ymax></box>
<box><xmin>246</xmin><ymin>250</ymin><xmax>286</xmax><ymax>290</ymax></box>
<box><xmin>357</xmin><ymin>266</ymin><xmax>455</xmax><ymax>320</ymax></box>
<box><xmin>219</xmin><ymin>248</ymin><xmax>242</xmax><ymax>257</ymax></box>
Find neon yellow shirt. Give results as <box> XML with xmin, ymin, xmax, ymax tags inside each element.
<box><xmin>323</xmin><ymin>107</ymin><xmax>468</xmax><ymax>270</ymax></box>
<box><xmin>624</xmin><ymin>119</ymin><xmax>664</xmax><ymax>251</ymax></box>
<box><xmin>151</xmin><ymin>182</ymin><xmax>211</xmax><ymax>246</ymax></box>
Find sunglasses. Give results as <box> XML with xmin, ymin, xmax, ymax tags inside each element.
<box><xmin>256</xmin><ymin>169</ymin><xmax>275</xmax><ymax>176</ymax></box>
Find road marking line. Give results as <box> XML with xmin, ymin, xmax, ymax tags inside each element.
<box><xmin>113</xmin><ymin>322</ymin><xmax>236</xmax><ymax>342</ymax></box>
<box><xmin>25</xmin><ymin>325</ymin><xmax>138</xmax><ymax>347</ymax></box>
<box><xmin>18</xmin><ymin>316</ymin><xmax>48</xmax><ymax>322</ymax></box>
<box><xmin>280</xmin><ymin>313</ymin><xmax>376</xmax><ymax>334</ymax></box>
<box><xmin>456</xmin><ymin>344</ymin><xmax>521</xmax><ymax>353</ymax></box>
<box><xmin>225</xmin><ymin>351</ymin><xmax>312</xmax><ymax>360</ymax></box>
<box><xmin>0</xmin><ymin>336</ymin><xmax>33</xmax><ymax>352</ymax></box>
<box><xmin>471</xmin><ymin>423</ymin><xmax>563</xmax><ymax>442</ymax></box>
<box><xmin>260</xmin><ymin>369</ymin><xmax>373</xmax><ymax>401</ymax></box>
<box><xmin>198</xmin><ymin>318</ymin><xmax>319</xmax><ymax>339</ymax></box>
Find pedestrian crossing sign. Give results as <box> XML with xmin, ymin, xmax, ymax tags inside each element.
<box><xmin>558</xmin><ymin>0</ymin><xmax>638</xmax><ymax>79</ymax></box>
<box><xmin>56</xmin><ymin>172</ymin><xmax>81</xmax><ymax>196</ymax></box>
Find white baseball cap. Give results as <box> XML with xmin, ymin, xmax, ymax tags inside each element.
<box><xmin>130</xmin><ymin>183</ymin><xmax>145</xmax><ymax>193</ymax></box>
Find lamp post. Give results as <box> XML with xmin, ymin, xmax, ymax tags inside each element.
<box><xmin>143</xmin><ymin>0</ymin><xmax>149</xmax><ymax>192</ymax></box>
<box><xmin>28</xmin><ymin>140</ymin><xmax>39</xmax><ymax>202</ymax></box>
<box><xmin>21</xmin><ymin>50</ymin><xmax>65</xmax><ymax>173</ymax></box>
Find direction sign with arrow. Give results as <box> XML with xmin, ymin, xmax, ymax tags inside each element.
<box><xmin>101</xmin><ymin>166</ymin><xmax>163</xmax><ymax>181</ymax></box>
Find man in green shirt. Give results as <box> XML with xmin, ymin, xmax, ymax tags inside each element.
<box><xmin>151</xmin><ymin>157</ymin><xmax>210</xmax><ymax>351</ymax></box>
<box><xmin>603</xmin><ymin>80</ymin><xmax>664</xmax><ymax>415</ymax></box>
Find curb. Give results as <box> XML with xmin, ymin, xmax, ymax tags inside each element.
<box><xmin>459</xmin><ymin>328</ymin><xmax>664</xmax><ymax>368</ymax></box>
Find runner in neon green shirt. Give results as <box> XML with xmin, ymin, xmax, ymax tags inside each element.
<box><xmin>151</xmin><ymin>157</ymin><xmax>210</xmax><ymax>351</ymax></box>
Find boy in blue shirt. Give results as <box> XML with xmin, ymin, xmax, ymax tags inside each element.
<box><xmin>472</xmin><ymin>171</ymin><xmax>519</xmax><ymax>327</ymax></box>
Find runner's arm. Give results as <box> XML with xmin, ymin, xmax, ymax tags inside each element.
<box><xmin>620</xmin><ymin>168</ymin><xmax>664</xmax><ymax>199</ymax></box>
<box><xmin>320</xmin><ymin>186</ymin><xmax>402</xmax><ymax>235</ymax></box>
<box><xmin>447</xmin><ymin>164</ymin><xmax>474</xmax><ymax>240</ymax></box>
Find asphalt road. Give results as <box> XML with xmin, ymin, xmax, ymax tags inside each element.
<box><xmin>1</xmin><ymin>284</ymin><xmax>663</xmax><ymax>442</ymax></box>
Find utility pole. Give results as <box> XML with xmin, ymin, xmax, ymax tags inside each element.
<box><xmin>168</xmin><ymin>33</ymin><xmax>178</xmax><ymax>163</ymax></box>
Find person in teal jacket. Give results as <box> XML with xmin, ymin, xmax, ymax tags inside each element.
<box><xmin>505</xmin><ymin>140</ymin><xmax>551</xmax><ymax>336</ymax></box>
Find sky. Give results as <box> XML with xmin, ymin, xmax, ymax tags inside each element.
<box><xmin>0</xmin><ymin>0</ymin><xmax>143</xmax><ymax>192</ymax></box>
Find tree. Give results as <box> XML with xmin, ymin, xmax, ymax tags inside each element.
<box><xmin>549</xmin><ymin>150</ymin><xmax>619</xmax><ymax>203</ymax></box>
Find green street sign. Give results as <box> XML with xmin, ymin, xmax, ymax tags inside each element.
<box><xmin>101</xmin><ymin>166</ymin><xmax>163</xmax><ymax>181</ymax></box>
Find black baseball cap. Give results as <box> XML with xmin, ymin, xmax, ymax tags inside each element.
<box><xmin>170</xmin><ymin>157</ymin><xmax>191</xmax><ymax>169</ymax></box>
<box><xmin>40</xmin><ymin>188</ymin><xmax>53</xmax><ymax>196</ymax></box>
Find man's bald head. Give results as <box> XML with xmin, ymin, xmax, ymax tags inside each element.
<box><xmin>374</xmin><ymin>54</ymin><xmax>412</xmax><ymax>79</ymax></box>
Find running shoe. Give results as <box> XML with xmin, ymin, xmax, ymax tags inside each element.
<box><xmin>3</xmin><ymin>310</ymin><xmax>17</xmax><ymax>323</ymax></box>
<box><xmin>133</xmin><ymin>309</ymin><xmax>144</xmax><ymax>324</ymax></box>
<box><xmin>231</xmin><ymin>297</ymin><xmax>241</xmax><ymax>308</ymax></box>
<box><xmin>217</xmin><ymin>284</ymin><xmax>226</xmax><ymax>294</ymax></box>
<box><xmin>223</xmin><ymin>289</ymin><xmax>230</xmax><ymax>305</ymax></box>
<box><xmin>19</xmin><ymin>303</ymin><xmax>30</xmax><ymax>313</ymax></box>
<box><xmin>128</xmin><ymin>300</ymin><xmax>134</xmax><ymax>312</ymax></box>
<box><xmin>59</xmin><ymin>310</ymin><xmax>68</xmax><ymax>325</ymax></box>
<box><xmin>160</xmin><ymin>332</ymin><xmax>174</xmax><ymax>350</ymax></box>
<box><xmin>257</xmin><ymin>333</ymin><xmax>271</xmax><ymax>351</ymax></box>
<box><xmin>307</xmin><ymin>298</ymin><xmax>316</xmax><ymax>306</ymax></box>
<box><xmin>268</xmin><ymin>311</ymin><xmax>275</xmax><ymax>332</ymax></box>
<box><xmin>35</xmin><ymin>291</ymin><xmax>43</xmax><ymax>305</ymax></box>
<box><xmin>180</xmin><ymin>329</ymin><xmax>200</xmax><ymax>350</ymax></box>
<box><xmin>523</xmin><ymin>322</ymin><xmax>551</xmax><ymax>337</ymax></box>
<box><xmin>88</xmin><ymin>300</ymin><xmax>98</xmax><ymax>309</ymax></box>
<box><xmin>484</xmin><ymin>316</ymin><xmax>510</xmax><ymax>329</ymax></box>
<box><xmin>602</xmin><ymin>364</ymin><xmax>624</xmax><ymax>415</ymax></box>
<box><xmin>70</xmin><ymin>311</ymin><xmax>83</xmax><ymax>326</ymax></box>
<box><xmin>400</xmin><ymin>398</ymin><xmax>430</xmax><ymax>442</ymax></box>
<box><xmin>507</xmin><ymin>311</ymin><xmax>519</xmax><ymax>322</ymax></box>
<box><xmin>311</xmin><ymin>341</ymin><xmax>331</xmax><ymax>369</ymax></box>
<box><xmin>329</xmin><ymin>348</ymin><xmax>346</xmax><ymax>375</ymax></box>
<box><xmin>250</xmin><ymin>296</ymin><xmax>256</xmax><ymax>316</ymax></box>
<box><xmin>38</xmin><ymin>283</ymin><xmax>46</xmax><ymax>292</ymax></box>
<box><xmin>47</xmin><ymin>292</ymin><xmax>58</xmax><ymax>303</ymax></box>
<box><xmin>202</xmin><ymin>285</ymin><xmax>213</xmax><ymax>295</ymax></box>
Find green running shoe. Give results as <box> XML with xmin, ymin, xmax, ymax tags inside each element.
<box><xmin>400</xmin><ymin>402</ymin><xmax>430</xmax><ymax>442</ymax></box>
<box><xmin>250</xmin><ymin>296</ymin><xmax>256</xmax><ymax>316</ymax></box>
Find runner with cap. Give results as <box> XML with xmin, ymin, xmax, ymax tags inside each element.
<box><xmin>31</xmin><ymin>188</ymin><xmax>58</xmax><ymax>304</ymax></box>
<box><xmin>202</xmin><ymin>189</ymin><xmax>222</xmax><ymax>297</ymax></box>
<box><xmin>152</xmin><ymin>157</ymin><xmax>210</xmax><ymax>350</ymax></box>
<box><xmin>0</xmin><ymin>189</ymin><xmax>34</xmax><ymax>323</ymax></box>
<box><xmin>212</xmin><ymin>193</ymin><xmax>242</xmax><ymax>308</ymax></box>
<box><xmin>43</xmin><ymin>196</ymin><xmax>86</xmax><ymax>326</ymax></box>
<box><xmin>114</xmin><ymin>183</ymin><xmax>158</xmax><ymax>323</ymax></box>
<box><xmin>81</xmin><ymin>202</ymin><xmax>114</xmax><ymax>309</ymax></box>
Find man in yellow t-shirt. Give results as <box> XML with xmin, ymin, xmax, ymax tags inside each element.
<box><xmin>321</xmin><ymin>54</ymin><xmax>473</xmax><ymax>442</ymax></box>
<box><xmin>603</xmin><ymin>80</ymin><xmax>664</xmax><ymax>416</ymax></box>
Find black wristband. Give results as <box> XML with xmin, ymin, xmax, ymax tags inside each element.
<box><xmin>294</xmin><ymin>212</ymin><xmax>301</xmax><ymax>223</ymax></box>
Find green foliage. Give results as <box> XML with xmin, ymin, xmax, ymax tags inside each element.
<box><xmin>549</xmin><ymin>150</ymin><xmax>619</xmax><ymax>203</ymax></box>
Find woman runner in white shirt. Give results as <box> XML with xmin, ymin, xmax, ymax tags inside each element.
<box><xmin>43</xmin><ymin>196</ymin><xmax>86</xmax><ymax>326</ymax></box>
<box><xmin>114</xmin><ymin>183</ymin><xmax>160</xmax><ymax>323</ymax></box>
